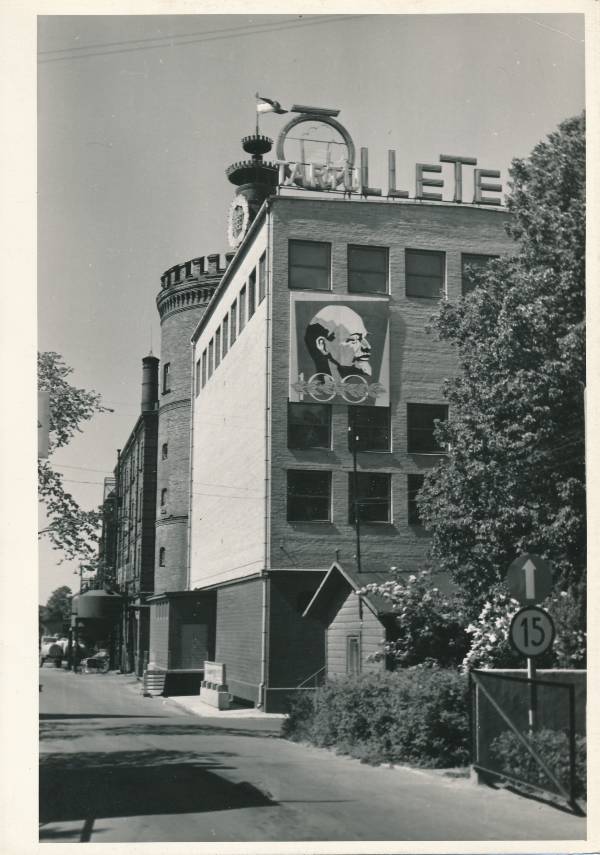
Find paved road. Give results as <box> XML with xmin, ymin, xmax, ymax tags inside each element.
<box><xmin>39</xmin><ymin>666</ymin><xmax>586</xmax><ymax>843</ymax></box>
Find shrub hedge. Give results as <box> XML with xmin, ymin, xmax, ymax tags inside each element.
<box><xmin>489</xmin><ymin>728</ymin><xmax>586</xmax><ymax>799</ymax></box>
<box><xmin>283</xmin><ymin>668</ymin><xmax>470</xmax><ymax>768</ymax></box>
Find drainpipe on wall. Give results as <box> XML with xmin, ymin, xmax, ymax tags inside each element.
<box><xmin>186</xmin><ymin>339</ymin><xmax>196</xmax><ymax>592</ymax></box>
<box><xmin>258</xmin><ymin>202</ymin><xmax>273</xmax><ymax>710</ymax></box>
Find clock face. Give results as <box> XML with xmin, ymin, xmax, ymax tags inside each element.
<box><xmin>227</xmin><ymin>196</ymin><xmax>250</xmax><ymax>248</ymax></box>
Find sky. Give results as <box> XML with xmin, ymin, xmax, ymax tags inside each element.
<box><xmin>35</xmin><ymin>12</ymin><xmax>587</xmax><ymax>603</ymax></box>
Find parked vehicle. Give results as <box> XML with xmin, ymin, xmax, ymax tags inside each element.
<box><xmin>40</xmin><ymin>636</ymin><xmax>63</xmax><ymax>668</ymax></box>
<box><xmin>83</xmin><ymin>648</ymin><xmax>110</xmax><ymax>674</ymax></box>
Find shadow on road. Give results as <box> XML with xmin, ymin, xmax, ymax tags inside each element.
<box><xmin>40</xmin><ymin>748</ymin><xmax>277</xmax><ymax>831</ymax></box>
<box><xmin>40</xmin><ymin>719</ymin><xmax>282</xmax><ymax>742</ymax></box>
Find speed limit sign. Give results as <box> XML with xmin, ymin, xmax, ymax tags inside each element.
<box><xmin>510</xmin><ymin>606</ymin><xmax>555</xmax><ymax>658</ymax></box>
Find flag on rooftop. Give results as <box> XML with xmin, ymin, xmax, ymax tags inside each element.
<box><xmin>256</xmin><ymin>95</ymin><xmax>288</xmax><ymax>115</ymax></box>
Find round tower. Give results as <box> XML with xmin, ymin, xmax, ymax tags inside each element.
<box><xmin>155</xmin><ymin>253</ymin><xmax>233</xmax><ymax>592</ymax></box>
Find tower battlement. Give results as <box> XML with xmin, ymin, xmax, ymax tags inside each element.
<box><xmin>157</xmin><ymin>252</ymin><xmax>235</xmax><ymax>321</ymax></box>
<box><xmin>160</xmin><ymin>252</ymin><xmax>235</xmax><ymax>290</ymax></box>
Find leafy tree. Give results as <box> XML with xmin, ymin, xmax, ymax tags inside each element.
<box><xmin>359</xmin><ymin>570</ymin><xmax>469</xmax><ymax>668</ymax></box>
<box><xmin>418</xmin><ymin>114</ymin><xmax>585</xmax><ymax>613</ymax></box>
<box><xmin>41</xmin><ymin>585</ymin><xmax>74</xmax><ymax>629</ymax></box>
<box><xmin>38</xmin><ymin>352</ymin><xmax>111</xmax><ymax>563</ymax></box>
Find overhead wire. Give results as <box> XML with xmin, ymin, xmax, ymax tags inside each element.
<box><xmin>38</xmin><ymin>15</ymin><xmax>367</xmax><ymax>63</ymax></box>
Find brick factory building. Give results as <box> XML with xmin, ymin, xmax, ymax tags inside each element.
<box><xmin>107</xmin><ymin>105</ymin><xmax>517</xmax><ymax>706</ymax></box>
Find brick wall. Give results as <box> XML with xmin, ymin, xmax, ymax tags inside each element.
<box><xmin>267</xmin><ymin>196</ymin><xmax>514</xmax><ymax>574</ymax></box>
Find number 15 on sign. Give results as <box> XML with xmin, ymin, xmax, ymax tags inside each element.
<box><xmin>510</xmin><ymin>606</ymin><xmax>555</xmax><ymax>658</ymax></box>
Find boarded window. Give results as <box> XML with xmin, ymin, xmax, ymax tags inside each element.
<box><xmin>288</xmin><ymin>403</ymin><xmax>331</xmax><ymax>449</ymax></box>
<box><xmin>405</xmin><ymin>249</ymin><xmax>445</xmax><ymax>298</ymax></box>
<box><xmin>407</xmin><ymin>403</ymin><xmax>448</xmax><ymax>453</ymax></box>
<box><xmin>289</xmin><ymin>240</ymin><xmax>331</xmax><ymax>291</ymax></box>
<box><xmin>287</xmin><ymin>470</ymin><xmax>331</xmax><ymax>522</ymax></box>
<box><xmin>348</xmin><ymin>472</ymin><xmax>391</xmax><ymax>523</ymax></box>
<box><xmin>348</xmin><ymin>245</ymin><xmax>388</xmax><ymax>294</ymax></box>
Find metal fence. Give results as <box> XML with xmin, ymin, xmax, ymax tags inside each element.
<box><xmin>470</xmin><ymin>670</ymin><xmax>584</xmax><ymax>810</ymax></box>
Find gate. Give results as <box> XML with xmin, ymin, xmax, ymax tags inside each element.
<box><xmin>470</xmin><ymin>670</ymin><xmax>585</xmax><ymax>811</ymax></box>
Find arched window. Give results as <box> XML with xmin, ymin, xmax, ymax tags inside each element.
<box><xmin>159</xmin><ymin>547</ymin><xmax>166</xmax><ymax>567</ymax></box>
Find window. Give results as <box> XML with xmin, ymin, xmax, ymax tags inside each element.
<box><xmin>461</xmin><ymin>253</ymin><xmax>499</xmax><ymax>295</ymax></box>
<box><xmin>195</xmin><ymin>358</ymin><xmax>201</xmax><ymax>396</ymax></box>
<box><xmin>346</xmin><ymin>635</ymin><xmax>361</xmax><ymax>676</ymax></box>
<box><xmin>161</xmin><ymin>443</ymin><xmax>168</xmax><ymax>460</ymax></box>
<box><xmin>289</xmin><ymin>239</ymin><xmax>331</xmax><ymax>291</ymax></box>
<box><xmin>159</xmin><ymin>547</ymin><xmax>165</xmax><ymax>567</ymax></box>
<box><xmin>248</xmin><ymin>269</ymin><xmax>256</xmax><ymax>319</ymax></box>
<box><xmin>405</xmin><ymin>249</ymin><xmax>445</xmax><ymax>298</ymax></box>
<box><xmin>258</xmin><ymin>252</ymin><xmax>266</xmax><ymax>303</ymax></box>
<box><xmin>348</xmin><ymin>245</ymin><xmax>388</xmax><ymax>294</ymax></box>
<box><xmin>207</xmin><ymin>340</ymin><xmax>214</xmax><ymax>379</ymax></box>
<box><xmin>222</xmin><ymin>315</ymin><xmax>229</xmax><ymax>357</ymax></box>
<box><xmin>160</xmin><ymin>488</ymin><xmax>167</xmax><ymax>507</ymax></box>
<box><xmin>348</xmin><ymin>472</ymin><xmax>391</xmax><ymax>524</ymax></box>
<box><xmin>348</xmin><ymin>407</ymin><xmax>391</xmax><ymax>452</ymax></box>
<box><xmin>215</xmin><ymin>328</ymin><xmax>221</xmax><ymax>369</ymax></box>
<box><xmin>162</xmin><ymin>362</ymin><xmax>171</xmax><ymax>394</ymax></box>
<box><xmin>407</xmin><ymin>474</ymin><xmax>425</xmax><ymax>525</ymax></box>
<box><xmin>239</xmin><ymin>286</ymin><xmax>247</xmax><ymax>332</ymax></box>
<box><xmin>288</xmin><ymin>403</ymin><xmax>331</xmax><ymax>449</ymax></box>
<box><xmin>230</xmin><ymin>301</ymin><xmax>237</xmax><ymax>345</ymax></box>
<box><xmin>201</xmin><ymin>348</ymin><xmax>207</xmax><ymax>388</ymax></box>
<box><xmin>287</xmin><ymin>470</ymin><xmax>331</xmax><ymax>522</ymax></box>
<box><xmin>407</xmin><ymin>403</ymin><xmax>448</xmax><ymax>453</ymax></box>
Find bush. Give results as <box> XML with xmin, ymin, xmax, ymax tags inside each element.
<box><xmin>284</xmin><ymin>668</ymin><xmax>470</xmax><ymax>768</ymax></box>
<box><xmin>489</xmin><ymin>728</ymin><xmax>586</xmax><ymax>799</ymax></box>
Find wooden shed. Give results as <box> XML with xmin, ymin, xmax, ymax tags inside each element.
<box><xmin>303</xmin><ymin>562</ymin><xmax>397</xmax><ymax>678</ymax></box>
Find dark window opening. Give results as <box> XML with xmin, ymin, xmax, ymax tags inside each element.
<box><xmin>161</xmin><ymin>443</ymin><xmax>168</xmax><ymax>460</ymax></box>
<box><xmin>407</xmin><ymin>403</ymin><xmax>448</xmax><ymax>453</ymax></box>
<box><xmin>408</xmin><ymin>473</ymin><xmax>425</xmax><ymax>525</ymax></box>
<box><xmin>288</xmin><ymin>403</ymin><xmax>331</xmax><ymax>449</ymax></box>
<box><xmin>289</xmin><ymin>240</ymin><xmax>331</xmax><ymax>291</ymax></box>
<box><xmin>201</xmin><ymin>349</ymin><xmax>207</xmax><ymax>388</ymax></box>
<box><xmin>195</xmin><ymin>358</ymin><xmax>201</xmax><ymax>396</ymax></box>
<box><xmin>348</xmin><ymin>406</ymin><xmax>391</xmax><ymax>452</ymax></box>
<box><xmin>215</xmin><ymin>328</ymin><xmax>221</xmax><ymax>369</ymax></box>
<box><xmin>461</xmin><ymin>253</ymin><xmax>499</xmax><ymax>295</ymax></box>
<box><xmin>346</xmin><ymin>635</ymin><xmax>361</xmax><ymax>676</ymax></box>
<box><xmin>348</xmin><ymin>245</ymin><xmax>388</xmax><ymax>294</ymax></box>
<box><xmin>258</xmin><ymin>253</ymin><xmax>266</xmax><ymax>303</ymax></box>
<box><xmin>159</xmin><ymin>547</ymin><xmax>166</xmax><ymax>567</ymax></box>
<box><xmin>230</xmin><ymin>300</ymin><xmax>237</xmax><ymax>345</ymax></box>
<box><xmin>160</xmin><ymin>488</ymin><xmax>167</xmax><ymax>507</ymax></box>
<box><xmin>162</xmin><ymin>362</ymin><xmax>171</xmax><ymax>394</ymax></box>
<box><xmin>239</xmin><ymin>286</ymin><xmax>247</xmax><ymax>332</ymax></box>
<box><xmin>222</xmin><ymin>315</ymin><xmax>229</xmax><ymax>357</ymax></box>
<box><xmin>248</xmin><ymin>270</ymin><xmax>256</xmax><ymax>319</ymax></box>
<box><xmin>348</xmin><ymin>472</ymin><xmax>391</xmax><ymax>524</ymax></box>
<box><xmin>287</xmin><ymin>470</ymin><xmax>331</xmax><ymax>522</ymax></box>
<box><xmin>405</xmin><ymin>249</ymin><xmax>445</xmax><ymax>299</ymax></box>
<box><xmin>208</xmin><ymin>340</ymin><xmax>214</xmax><ymax>379</ymax></box>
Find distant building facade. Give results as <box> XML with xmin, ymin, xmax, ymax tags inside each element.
<box><xmin>114</xmin><ymin>355</ymin><xmax>159</xmax><ymax>674</ymax></box>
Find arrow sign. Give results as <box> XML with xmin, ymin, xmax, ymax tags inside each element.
<box><xmin>506</xmin><ymin>553</ymin><xmax>554</xmax><ymax>605</ymax></box>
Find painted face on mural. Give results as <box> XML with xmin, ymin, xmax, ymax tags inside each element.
<box><xmin>305</xmin><ymin>305</ymin><xmax>372</xmax><ymax>379</ymax></box>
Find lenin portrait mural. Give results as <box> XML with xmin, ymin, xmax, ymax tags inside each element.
<box><xmin>289</xmin><ymin>294</ymin><xmax>390</xmax><ymax>407</ymax></box>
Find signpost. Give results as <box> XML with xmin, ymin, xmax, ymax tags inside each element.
<box><xmin>506</xmin><ymin>554</ymin><xmax>555</xmax><ymax>730</ymax></box>
<box><xmin>506</xmin><ymin>553</ymin><xmax>553</xmax><ymax>605</ymax></box>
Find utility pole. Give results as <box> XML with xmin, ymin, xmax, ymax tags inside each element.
<box><xmin>348</xmin><ymin>414</ymin><xmax>362</xmax><ymax>573</ymax></box>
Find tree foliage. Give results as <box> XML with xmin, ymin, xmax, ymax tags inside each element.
<box><xmin>38</xmin><ymin>352</ymin><xmax>111</xmax><ymax>563</ymax></box>
<box><xmin>418</xmin><ymin>114</ymin><xmax>585</xmax><ymax>611</ymax></box>
<box><xmin>41</xmin><ymin>585</ymin><xmax>73</xmax><ymax>628</ymax></box>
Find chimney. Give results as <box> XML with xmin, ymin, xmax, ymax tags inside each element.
<box><xmin>141</xmin><ymin>355</ymin><xmax>159</xmax><ymax>412</ymax></box>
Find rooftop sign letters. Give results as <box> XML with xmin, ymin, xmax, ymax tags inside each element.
<box><xmin>274</xmin><ymin>106</ymin><xmax>503</xmax><ymax>205</ymax></box>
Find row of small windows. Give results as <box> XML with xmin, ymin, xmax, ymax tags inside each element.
<box><xmin>195</xmin><ymin>252</ymin><xmax>267</xmax><ymax>395</ymax></box>
<box><xmin>287</xmin><ymin>469</ymin><xmax>426</xmax><ymax>525</ymax></box>
<box><xmin>289</xmin><ymin>239</ymin><xmax>498</xmax><ymax>298</ymax></box>
<box><xmin>288</xmin><ymin>403</ymin><xmax>448</xmax><ymax>454</ymax></box>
